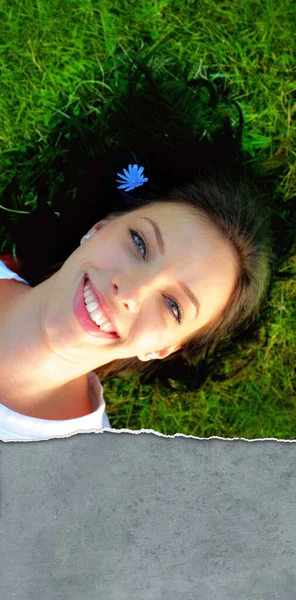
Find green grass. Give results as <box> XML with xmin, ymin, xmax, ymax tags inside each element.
<box><xmin>104</xmin><ymin>254</ymin><xmax>296</xmax><ymax>438</ymax></box>
<box><xmin>0</xmin><ymin>0</ymin><xmax>295</xmax><ymax>437</ymax></box>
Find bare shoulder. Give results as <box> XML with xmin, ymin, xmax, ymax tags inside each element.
<box><xmin>0</xmin><ymin>278</ymin><xmax>31</xmax><ymax>311</ymax></box>
<box><xmin>0</xmin><ymin>277</ymin><xmax>30</xmax><ymax>296</ymax></box>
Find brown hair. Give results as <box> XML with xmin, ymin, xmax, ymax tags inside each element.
<box><xmin>38</xmin><ymin>162</ymin><xmax>272</xmax><ymax>383</ymax></box>
<box><xmin>3</xmin><ymin>55</ymin><xmax>274</xmax><ymax>383</ymax></box>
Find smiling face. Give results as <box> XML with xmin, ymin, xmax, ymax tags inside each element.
<box><xmin>41</xmin><ymin>201</ymin><xmax>238</xmax><ymax>367</ymax></box>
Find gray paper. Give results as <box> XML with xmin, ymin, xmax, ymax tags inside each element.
<box><xmin>1</xmin><ymin>432</ymin><xmax>296</xmax><ymax>599</ymax></box>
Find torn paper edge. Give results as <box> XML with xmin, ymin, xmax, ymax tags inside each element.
<box><xmin>1</xmin><ymin>428</ymin><xmax>296</xmax><ymax>443</ymax></box>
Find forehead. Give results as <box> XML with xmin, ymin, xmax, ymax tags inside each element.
<box><xmin>129</xmin><ymin>201</ymin><xmax>238</xmax><ymax>326</ymax></box>
<box><xmin>130</xmin><ymin>200</ymin><xmax>230</xmax><ymax>258</ymax></box>
<box><xmin>131</xmin><ymin>200</ymin><xmax>205</xmax><ymax>237</ymax></box>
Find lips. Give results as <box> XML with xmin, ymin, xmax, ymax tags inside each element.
<box><xmin>73</xmin><ymin>274</ymin><xmax>119</xmax><ymax>339</ymax></box>
<box><xmin>85</xmin><ymin>275</ymin><xmax>119</xmax><ymax>336</ymax></box>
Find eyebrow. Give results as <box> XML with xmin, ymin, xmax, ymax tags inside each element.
<box><xmin>139</xmin><ymin>216</ymin><xmax>200</xmax><ymax>319</ymax></box>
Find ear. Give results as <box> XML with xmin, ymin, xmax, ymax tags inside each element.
<box><xmin>157</xmin><ymin>344</ymin><xmax>183</xmax><ymax>359</ymax></box>
<box><xmin>80</xmin><ymin>216</ymin><xmax>118</xmax><ymax>245</ymax></box>
<box><xmin>139</xmin><ymin>344</ymin><xmax>183</xmax><ymax>362</ymax></box>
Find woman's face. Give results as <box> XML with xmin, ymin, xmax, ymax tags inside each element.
<box><xmin>44</xmin><ymin>201</ymin><xmax>238</xmax><ymax>365</ymax></box>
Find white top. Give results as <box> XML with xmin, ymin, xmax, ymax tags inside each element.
<box><xmin>0</xmin><ymin>259</ymin><xmax>111</xmax><ymax>441</ymax></box>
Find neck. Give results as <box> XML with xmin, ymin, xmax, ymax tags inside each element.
<box><xmin>0</xmin><ymin>276</ymin><xmax>105</xmax><ymax>418</ymax></box>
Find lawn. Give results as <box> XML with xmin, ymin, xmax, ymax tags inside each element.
<box><xmin>0</xmin><ymin>0</ymin><xmax>295</xmax><ymax>437</ymax></box>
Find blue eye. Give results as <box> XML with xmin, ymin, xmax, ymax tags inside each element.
<box><xmin>130</xmin><ymin>228</ymin><xmax>147</xmax><ymax>259</ymax></box>
<box><xmin>129</xmin><ymin>228</ymin><xmax>183</xmax><ymax>325</ymax></box>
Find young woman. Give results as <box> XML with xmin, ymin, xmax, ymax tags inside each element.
<box><xmin>0</xmin><ymin>59</ymin><xmax>273</xmax><ymax>441</ymax></box>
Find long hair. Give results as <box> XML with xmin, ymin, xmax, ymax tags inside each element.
<box><xmin>1</xmin><ymin>54</ymin><xmax>275</xmax><ymax>383</ymax></box>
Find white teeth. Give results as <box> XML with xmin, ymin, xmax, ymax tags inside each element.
<box><xmin>83</xmin><ymin>283</ymin><xmax>114</xmax><ymax>332</ymax></box>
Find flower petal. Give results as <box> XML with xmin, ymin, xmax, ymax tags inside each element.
<box><xmin>116</xmin><ymin>164</ymin><xmax>148</xmax><ymax>191</ymax></box>
<box><xmin>117</xmin><ymin>183</ymin><xmax>129</xmax><ymax>189</ymax></box>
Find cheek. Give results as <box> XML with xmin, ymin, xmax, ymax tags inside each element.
<box><xmin>128</xmin><ymin>314</ymin><xmax>165</xmax><ymax>351</ymax></box>
<box><xmin>87</xmin><ymin>242</ymin><xmax>120</xmax><ymax>271</ymax></box>
<box><xmin>95</xmin><ymin>236</ymin><xmax>126</xmax><ymax>264</ymax></box>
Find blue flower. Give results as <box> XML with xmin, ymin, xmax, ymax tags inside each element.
<box><xmin>116</xmin><ymin>164</ymin><xmax>148</xmax><ymax>192</ymax></box>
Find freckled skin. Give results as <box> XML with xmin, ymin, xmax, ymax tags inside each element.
<box><xmin>0</xmin><ymin>201</ymin><xmax>237</xmax><ymax>416</ymax></box>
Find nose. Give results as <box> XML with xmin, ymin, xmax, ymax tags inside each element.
<box><xmin>112</xmin><ymin>270</ymin><xmax>160</xmax><ymax>314</ymax></box>
<box><xmin>112</xmin><ymin>282</ymin><xmax>144</xmax><ymax>313</ymax></box>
